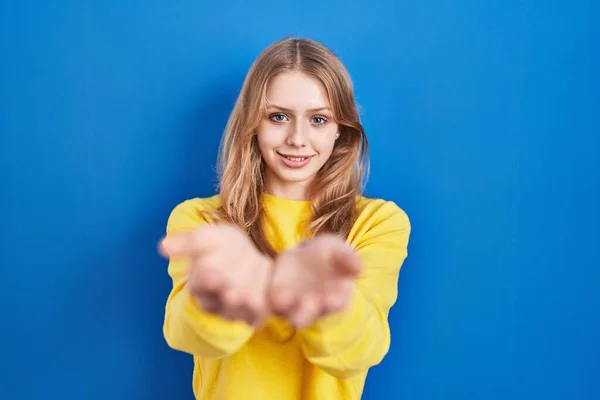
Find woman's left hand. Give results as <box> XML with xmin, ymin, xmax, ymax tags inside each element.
<box><xmin>267</xmin><ymin>234</ymin><xmax>363</xmax><ymax>328</ymax></box>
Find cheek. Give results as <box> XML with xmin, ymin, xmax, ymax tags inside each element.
<box><xmin>313</xmin><ymin>130</ymin><xmax>338</xmax><ymax>155</ymax></box>
<box><xmin>256</xmin><ymin>124</ymin><xmax>281</xmax><ymax>154</ymax></box>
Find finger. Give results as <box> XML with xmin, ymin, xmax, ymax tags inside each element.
<box><xmin>218</xmin><ymin>290</ymin><xmax>242</xmax><ymax>321</ymax></box>
<box><xmin>157</xmin><ymin>236</ymin><xmax>170</xmax><ymax>258</ymax></box>
<box><xmin>321</xmin><ymin>277</ymin><xmax>354</xmax><ymax>315</ymax></box>
<box><xmin>246</xmin><ymin>293</ymin><xmax>267</xmax><ymax>320</ymax></box>
<box><xmin>197</xmin><ymin>294</ymin><xmax>221</xmax><ymax>314</ymax></box>
<box><xmin>249</xmin><ymin>297</ymin><xmax>271</xmax><ymax>328</ymax></box>
<box><xmin>291</xmin><ymin>295</ymin><xmax>321</xmax><ymax>328</ymax></box>
<box><xmin>200</xmin><ymin>271</ymin><xmax>225</xmax><ymax>293</ymax></box>
<box><xmin>159</xmin><ymin>232</ymin><xmax>196</xmax><ymax>259</ymax></box>
<box><xmin>160</xmin><ymin>231</ymin><xmax>198</xmax><ymax>257</ymax></box>
<box><xmin>221</xmin><ymin>288</ymin><xmax>243</xmax><ymax>309</ymax></box>
<box><xmin>238</xmin><ymin>303</ymin><xmax>265</xmax><ymax>327</ymax></box>
<box><xmin>220</xmin><ymin>308</ymin><xmax>239</xmax><ymax>321</ymax></box>
<box><xmin>220</xmin><ymin>304</ymin><xmax>256</xmax><ymax>324</ymax></box>
<box><xmin>270</xmin><ymin>290</ymin><xmax>296</xmax><ymax>315</ymax></box>
<box><xmin>188</xmin><ymin>264</ymin><xmax>225</xmax><ymax>295</ymax></box>
<box><xmin>160</xmin><ymin>228</ymin><xmax>213</xmax><ymax>259</ymax></box>
<box><xmin>250</xmin><ymin>315</ymin><xmax>268</xmax><ymax>329</ymax></box>
<box><xmin>323</xmin><ymin>290</ymin><xmax>347</xmax><ymax>313</ymax></box>
<box><xmin>331</xmin><ymin>246</ymin><xmax>362</xmax><ymax>277</ymax></box>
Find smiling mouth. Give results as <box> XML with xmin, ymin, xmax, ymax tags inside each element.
<box><xmin>277</xmin><ymin>152</ymin><xmax>314</xmax><ymax>161</ymax></box>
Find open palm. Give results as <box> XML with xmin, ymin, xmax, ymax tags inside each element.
<box><xmin>268</xmin><ymin>234</ymin><xmax>363</xmax><ymax>328</ymax></box>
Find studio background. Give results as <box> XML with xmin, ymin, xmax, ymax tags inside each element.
<box><xmin>1</xmin><ymin>1</ymin><xmax>599</xmax><ymax>399</ymax></box>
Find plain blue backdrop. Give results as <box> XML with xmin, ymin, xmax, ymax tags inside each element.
<box><xmin>1</xmin><ymin>1</ymin><xmax>599</xmax><ymax>399</ymax></box>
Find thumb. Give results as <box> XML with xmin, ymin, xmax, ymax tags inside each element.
<box><xmin>331</xmin><ymin>245</ymin><xmax>362</xmax><ymax>277</ymax></box>
<box><xmin>158</xmin><ymin>232</ymin><xmax>198</xmax><ymax>259</ymax></box>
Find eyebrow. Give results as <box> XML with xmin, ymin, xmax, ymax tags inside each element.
<box><xmin>267</xmin><ymin>104</ymin><xmax>331</xmax><ymax>113</ymax></box>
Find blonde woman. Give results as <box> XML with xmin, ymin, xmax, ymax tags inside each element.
<box><xmin>159</xmin><ymin>37</ymin><xmax>411</xmax><ymax>400</ymax></box>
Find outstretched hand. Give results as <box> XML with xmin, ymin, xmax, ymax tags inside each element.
<box><xmin>268</xmin><ymin>234</ymin><xmax>363</xmax><ymax>328</ymax></box>
<box><xmin>159</xmin><ymin>226</ymin><xmax>362</xmax><ymax>330</ymax></box>
<box><xmin>159</xmin><ymin>224</ymin><xmax>273</xmax><ymax>327</ymax></box>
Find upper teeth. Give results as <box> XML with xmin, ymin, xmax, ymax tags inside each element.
<box><xmin>286</xmin><ymin>157</ymin><xmax>305</xmax><ymax>161</ymax></box>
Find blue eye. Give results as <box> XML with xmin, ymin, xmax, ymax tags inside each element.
<box><xmin>269</xmin><ymin>113</ymin><xmax>288</xmax><ymax>123</ymax></box>
<box><xmin>311</xmin><ymin>116</ymin><xmax>327</xmax><ymax>125</ymax></box>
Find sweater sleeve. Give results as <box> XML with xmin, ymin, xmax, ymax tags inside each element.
<box><xmin>298</xmin><ymin>201</ymin><xmax>411</xmax><ymax>378</ymax></box>
<box><xmin>162</xmin><ymin>200</ymin><xmax>254</xmax><ymax>359</ymax></box>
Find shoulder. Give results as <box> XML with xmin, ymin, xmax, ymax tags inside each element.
<box><xmin>355</xmin><ymin>195</ymin><xmax>410</xmax><ymax>232</ymax></box>
<box><xmin>165</xmin><ymin>194</ymin><xmax>222</xmax><ymax>234</ymax></box>
<box><xmin>348</xmin><ymin>195</ymin><xmax>411</xmax><ymax>251</ymax></box>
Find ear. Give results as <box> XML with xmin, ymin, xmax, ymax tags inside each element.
<box><xmin>335</xmin><ymin>132</ymin><xmax>340</xmax><ymax>139</ymax></box>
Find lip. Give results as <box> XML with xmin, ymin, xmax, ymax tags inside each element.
<box><xmin>276</xmin><ymin>152</ymin><xmax>314</xmax><ymax>169</ymax></box>
<box><xmin>277</xmin><ymin>152</ymin><xmax>315</xmax><ymax>158</ymax></box>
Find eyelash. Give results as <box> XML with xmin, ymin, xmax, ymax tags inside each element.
<box><xmin>269</xmin><ymin>113</ymin><xmax>329</xmax><ymax>126</ymax></box>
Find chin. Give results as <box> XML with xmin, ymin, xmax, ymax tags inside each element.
<box><xmin>274</xmin><ymin>169</ymin><xmax>316</xmax><ymax>184</ymax></box>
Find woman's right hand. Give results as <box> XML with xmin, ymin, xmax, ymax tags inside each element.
<box><xmin>160</xmin><ymin>224</ymin><xmax>273</xmax><ymax>327</ymax></box>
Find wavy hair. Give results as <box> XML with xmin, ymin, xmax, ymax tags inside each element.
<box><xmin>214</xmin><ymin>37</ymin><xmax>369</xmax><ymax>257</ymax></box>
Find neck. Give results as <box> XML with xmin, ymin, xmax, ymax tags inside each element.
<box><xmin>264</xmin><ymin>173</ymin><xmax>311</xmax><ymax>201</ymax></box>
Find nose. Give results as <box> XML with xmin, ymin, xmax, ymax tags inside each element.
<box><xmin>286</xmin><ymin>120</ymin><xmax>308</xmax><ymax>147</ymax></box>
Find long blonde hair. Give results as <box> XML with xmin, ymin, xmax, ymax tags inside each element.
<box><xmin>215</xmin><ymin>37</ymin><xmax>369</xmax><ymax>257</ymax></box>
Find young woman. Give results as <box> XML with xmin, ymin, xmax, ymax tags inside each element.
<box><xmin>159</xmin><ymin>37</ymin><xmax>411</xmax><ymax>400</ymax></box>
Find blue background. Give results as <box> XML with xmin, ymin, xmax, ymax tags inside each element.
<box><xmin>1</xmin><ymin>1</ymin><xmax>599</xmax><ymax>399</ymax></box>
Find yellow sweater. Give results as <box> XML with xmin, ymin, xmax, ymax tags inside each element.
<box><xmin>162</xmin><ymin>193</ymin><xmax>411</xmax><ymax>400</ymax></box>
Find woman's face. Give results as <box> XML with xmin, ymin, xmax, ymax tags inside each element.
<box><xmin>256</xmin><ymin>71</ymin><xmax>339</xmax><ymax>200</ymax></box>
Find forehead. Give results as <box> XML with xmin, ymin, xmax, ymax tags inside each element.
<box><xmin>265</xmin><ymin>71</ymin><xmax>330</xmax><ymax>110</ymax></box>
